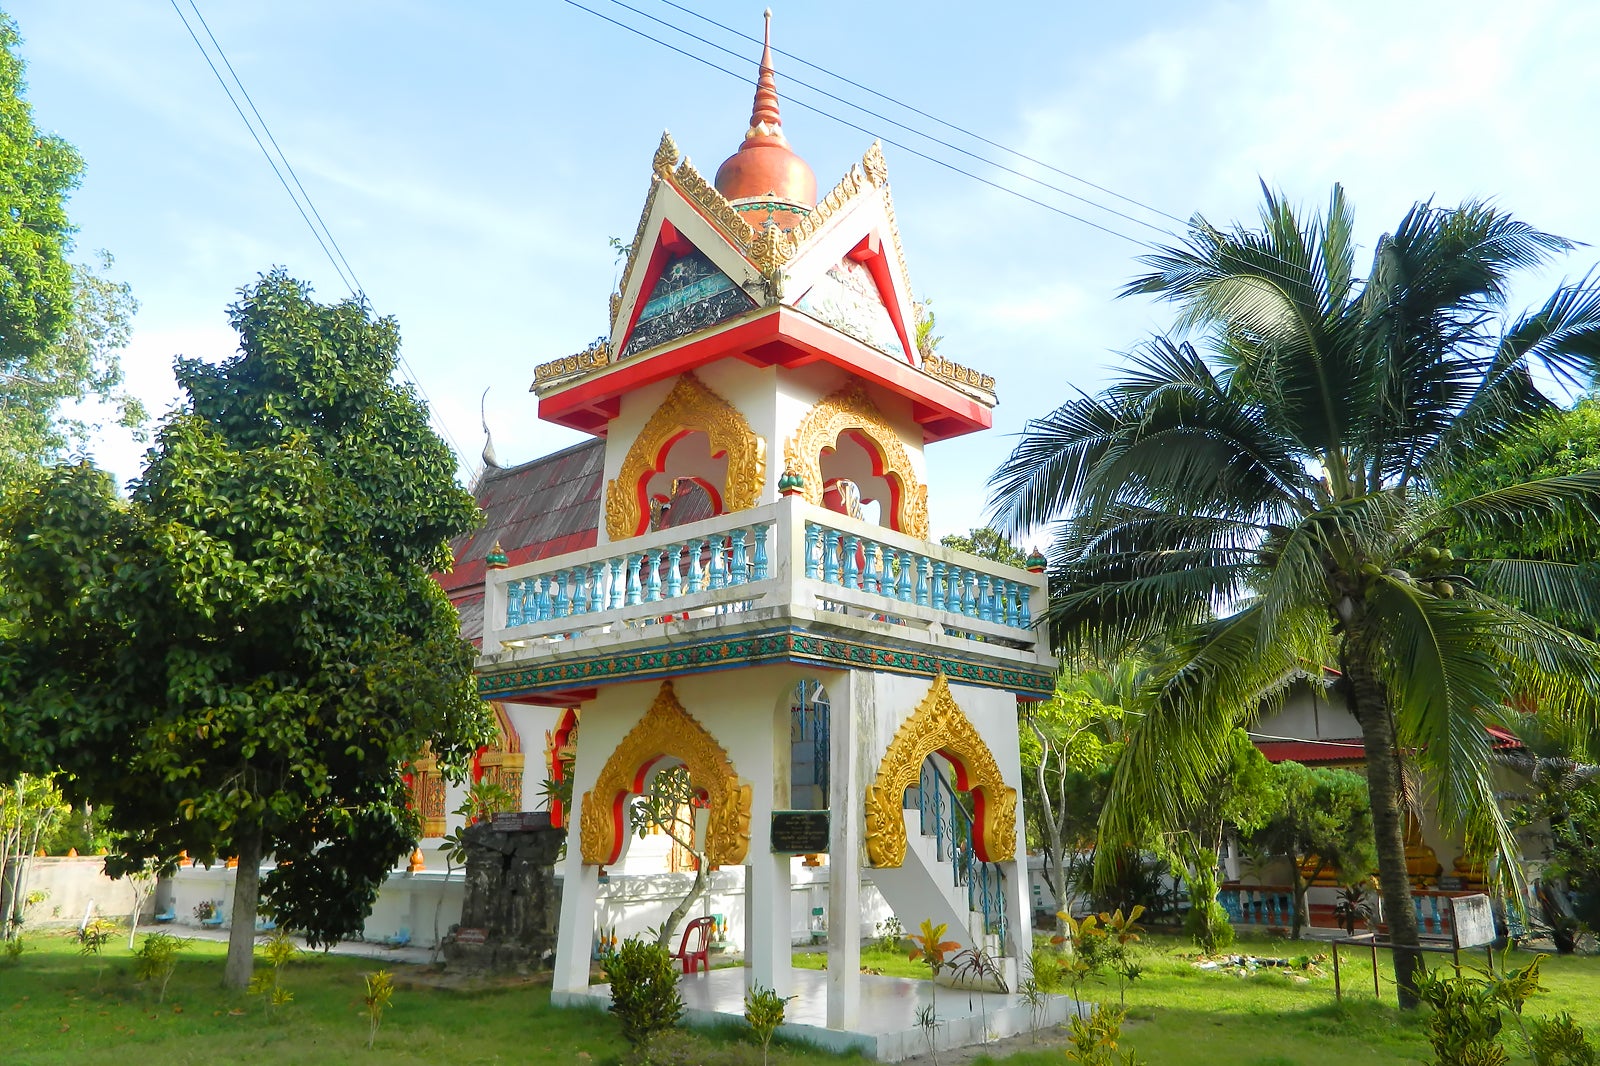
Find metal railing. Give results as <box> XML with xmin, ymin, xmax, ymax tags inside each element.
<box><xmin>483</xmin><ymin>498</ymin><xmax>1050</xmax><ymax>663</ymax></box>
<box><xmin>912</xmin><ymin>759</ymin><xmax>1007</xmax><ymax>942</ymax></box>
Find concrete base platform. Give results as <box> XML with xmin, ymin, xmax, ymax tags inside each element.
<box><xmin>554</xmin><ymin>966</ymin><xmax>1082</xmax><ymax>1061</ymax></box>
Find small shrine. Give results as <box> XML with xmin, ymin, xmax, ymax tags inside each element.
<box><xmin>474</xmin><ymin>13</ymin><xmax>1058</xmax><ymax>1058</ymax></box>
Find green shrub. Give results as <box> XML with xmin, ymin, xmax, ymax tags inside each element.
<box><xmin>1529</xmin><ymin>1012</ymin><xmax>1597</xmax><ymax>1066</ymax></box>
<box><xmin>603</xmin><ymin>936</ymin><xmax>684</xmax><ymax>1060</ymax></box>
<box><xmin>134</xmin><ymin>932</ymin><xmax>184</xmax><ymax>1002</ymax></box>
<box><xmin>743</xmin><ymin>982</ymin><xmax>792</xmax><ymax>1066</ymax></box>
<box><xmin>1184</xmin><ymin>897</ymin><xmax>1235</xmax><ymax>954</ymax></box>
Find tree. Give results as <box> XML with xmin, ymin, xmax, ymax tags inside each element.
<box><xmin>1019</xmin><ymin>674</ymin><xmax>1126</xmax><ymax>929</ymax></box>
<box><xmin>1439</xmin><ymin>399</ymin><xmax>1600</xmax><ymax>638</ymax></box>
<box><xmin>0</xmin><ymin>270</ymin><xmax>491</xmax><ymax>988</ymax></box>
<box><xmin>0</xmin><ymin>12</ymin><xmax>142</xmax><ymax>484</ymax></box>
<box><xmin>1244</xmin><ymin>761</ymin><xmax>1376</xmax><ymax>938</ymax></box>
<box><xmin>940</xmin><ymin>526</ymin><xmax>1028</xmax><ymax>567</ymax></box>
<box><xmin>0</xmin><ymin>773</ymin><xmax>67</xmax><ymax>938</ymax></box>
<box><xmin>632</xmin><ymin>764</ymin><xmax>712</xmax><ymax>951</ymax></box>
<box><xmin>990</xmin><ymin>185</ymin><xmax>1600</xmax><ymax>1005</ymax></box>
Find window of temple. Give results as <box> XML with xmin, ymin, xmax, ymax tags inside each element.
<box><xmin>647</xmin><ymin>476</ymin><xmax>719</xmax><ymax>532</ymax></box>
<box><xmin>471</xmin><ymin>703</ymin><xmax>525</xmax><ymax>810</ymax></box>
<box><xmin>788</xmin><ymin>679</ymin><xmax>830</xmax><ymax>811</ymax></box>
<box><xmin>818</xmin><ymin>429</ymin><xmax>895</xmax><ymax>529</ymax></box>
<box><xmin>404</xmin><ymin>749</ymin><xmax>447</xmax><ymax>838</ymax></box>
<box><xmin>544</xmin><ymin>709</ymin><xmax>580</xmax><ymax>829</ymax></box>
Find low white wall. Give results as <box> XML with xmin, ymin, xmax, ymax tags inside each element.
<box><xmin>3</xmin><ymin>856</ymin><xmax>152</xmax><ymax>929</ymax></box>
<box><xmin>164</xmin><ymin>854</ymin><xmax>896</xmax><ymax>952</ymax></box>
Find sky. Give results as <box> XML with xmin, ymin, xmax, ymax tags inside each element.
<box><xmin>9</xmin><ymin>0</ymin><xmax>1600</xmax><ymax>539</ymax></box>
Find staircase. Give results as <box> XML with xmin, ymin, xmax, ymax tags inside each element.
<box><xmin>868</xmin><ymin>757</ymin><xmax>1015</xmax><ymax>989</ymax></box>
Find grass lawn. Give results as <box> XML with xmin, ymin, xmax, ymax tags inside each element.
<box><xmin>4</xmin><ymin>928</ymin><xmax>1598</xmax><ymax>1065</ymax></box>
<box><xmin>798</xmin><ymin>931</ymin><xmax>1600</xmax><ymax>1065</ymax></box>
<box><xmin>0</xmin><ymin>930</ymin><xmax>847</xmax><ymax>1066</ymax></box>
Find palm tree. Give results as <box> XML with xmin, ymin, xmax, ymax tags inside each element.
<box><xmin>989</xmin><ymin>185</ymin><xmax>1600</xmax><ymax>1006</ymax></box>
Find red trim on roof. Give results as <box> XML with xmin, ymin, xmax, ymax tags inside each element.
<box><xmin>1254</xmin><ymin>739</ymin><xmax>1366</xmax><ymax>765</ymax></box>
<box><xmin>539</xmin><ymin>307</ymin><xmax>992</xmax><ymax>442</ymax></box>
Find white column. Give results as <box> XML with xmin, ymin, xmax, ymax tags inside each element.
<box><xmin>826</xmin><ymin>670</ymin><xmax>864</xmax><ymax>1029</ymax></box>
<box><xmin>746</xmin><ymin>675</ymin><xmax>793</xmax><ymax>996</ymax></box>
<box><xmin>552</xmin><ymin>844</ymin><xmax>599</xmax><ymax>998</ymax></box>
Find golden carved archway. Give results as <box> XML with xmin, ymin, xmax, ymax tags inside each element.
<box><xmin>782</xmin><ymin>382</ymin><xmax>929</xmax><ymax>538</ymax></box>
<box><xmin>579</xmin><ymin>680</ymin><xmax>752</xmax><ymax>866</ymax></box>
<box><xmin>604</xmin><ymin>372</ymin><xmax>766</xmax><ymax>540</ymax></box>
<box><xmin>864</xmin><ymin>674</ymin><xmax>1017</xmax><ymax>867</ymax></box>
<box><xmin>473</xmin><ymin>703</ymin><xmax>526</xmax><ymax>801</ymax></box>
<box><xmin>405</xmin><ymin>747</ymin><xmax>448</xmax><ymax>838</ymax></box>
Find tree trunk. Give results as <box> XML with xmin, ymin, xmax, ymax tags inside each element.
<box><xmin>656</xmin><ymin>856</ymin><xmax>710</xmax><ymax>952</ymax></box>
<box><xmin>1345</xmin><ymin>653</ymin><xmax>1423</xmax><ymax>1008</ymax></box>
<box><xmin>223</xmin><ymin>826</ymin><xmax>263</xmax><ymax>990</ymax></box>
<box><xmin>1289</xmin><ymin>862</ymin><xmax>1307</xmax><ymax>940</ymax></box>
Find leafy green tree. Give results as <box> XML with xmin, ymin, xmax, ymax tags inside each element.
<box><xmin>1019</xmin><ymin>674</ymin><xmax>1127</xmax><ymax>928</ymax></box>
<box><xmin>631</xmin><ymin>764</ymin><xmax>713</xmax><ymax>951</ymax></box>
<box><xmin>1439</xmin><ymin>399</ymin><xmax>1600</xmax><ymax>638</ymax></box>
<box><xmin>1244</xmin><ymin>760</ymin><xmax>1377</xmax><ymax>938</ymax></box>
<box><xmin>990</xmin><ymin>185</ymin><xmax>1600</xmax><ymax>1005</ymax></box>
<box><xmin>0</xmin><ymin>12</ymin><xmax>142</xmax><ymax>484</ymax></box>
<box><xmin>0</xmin><ymin>270</ymin><xmax>490</xmax><ymax>988</ymax></box>
<box><xmin>940</xmin><ymin>526</ymin><xmax>1028</xmax><ymax>567</ymax></box>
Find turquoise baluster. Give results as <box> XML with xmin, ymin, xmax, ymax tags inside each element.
<box><xmin>895</xmin><ymin>548</ymin><xmax>912</xmax><ymax>601</ymax></box>
<box><xmin>803</xmin><ymin>523</ymin><xmax>820</xmax><ymax>579</ymax></box>
<box><xmin>916</xmin><ymin>556</ymin><xmax>930</xmax><ymax>606</ymax></box>
<box><xmin>730</xmin><ymin>528</ymin><xmax>748</xmax><ymax>586</ymax></box>
<box><xmin>588</xmin><ymin>563</ymin><xmax>604</xmax><ymax>613</ymax></box>
<box><xmin>963</xmin><ymin>570</ymin><xmax>978</xmax><ymax>617</ymax></box>
<box><xmin>1414</xmin><ymin>897</ymin><xmax>1424</xmax><ymax>932</ymax></box>
<box><xmin>932</xmin><ymin>561</ymin><xmax>947</xmax><ymax>610</ymax></box>
<box><xmin>708</xmin><ymin>535</ymin><xmax>726</xmax><ymax>589</ymax></box>
<box><xmin>685</xmin><ymin>540</ymin><xmax>704</xmax><ymax>594</ymax></box>
<box><xmin>823</xmin><ymin>530</ymin><xmax>840</xmax><ymax>584</ymax></box>
<box><xmin>1431</xmin><ymin>894</ymin><xmax>1443</xmax><ymax>934</ymax></box>
<box><xmin>753</xmin><ymin>524</ymin><xmax>769</xmax><ymax>581</ymax></box>
<box><xmin>506</xmin><ymin>579</ymin><xmax>525</xmax><ymax>627</ymax></box>
<box><xmin>665</xmin><ymin>544</ymin><xmax>682</xmax><ymax>598</ymax></box>
<box><xmin>625</xmin><ymin>554</ymin><xmax>642</xmax><ymax>606</ymax></box>
<box><xmin>608</xmin><ymin>557</ymin><xmax>625</xmax><ymax>610</ymax></box>
<box><xmin>1020</xmin><ymin>583</ymin><xmax>1033</xmax><ymax>629</ymax></box>
<box><xmin>553</xmin><ymin>571</ymin><xmax>570</xmax><ymax>618</ymax></box>
<box><xmin>862</xmin><ymin>541</ymin><xmax>879</xmax><ymax>593</ymax></box>
<box><xmin>978</xmin><ymin>573</ymin><xmax>993</xmax><ymax>621</ymax></box>
<box><xmin>645</xmin><ymin>549</ymin><xmax>662</xmax><ymax>602</ymax></box>
<box><xmin>536</xmin><ymin>576</ymin><xmax>553</xmax><ymax>621</ymax></box>
<box><xmin>842</xmin><ymin>534</ymin><xmax>859</xmax><ymax>589</ymax></box>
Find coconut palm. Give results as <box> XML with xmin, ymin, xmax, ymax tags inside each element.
<box><xmin>989</xmin><ymin>185</ymin><xmax>1600</xmax><ymax>1006</ymax></box>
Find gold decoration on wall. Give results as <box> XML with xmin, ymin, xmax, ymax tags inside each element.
<box><xmin>407</xmin><ymin>749</ymin><xmax>447</xmax><ymax>838</ymax></box>
<box><xmin>578</xmin><ymin>680</ymin><xmax>752</xmax><ymax>866</ymax></box>
<box><xmin>671</xmin><ymin>156</ymin><xmax>756</xmax><ymax>249</ymax></box>
<box><xmin>604</xmin><ymin>371</ymin><xmax>767</xmax><ymax>540</ymax></box>
<box><xmin>652</xmin><ymin>130</ymin><xmax>681</xmax><ymax>175</ymax></box>
<box><xmin>534</xmin><ymin>336</ymin><xmax>610</xmax><ymax>390</ymax></box>
<box><xmin>782</xmin><ymin>382</ymin><xmax>929</xmax><ymax>538</ymax></box>
<box><xmin>476</xmin><ymin>703</ymin><xmax>526</xmax><ymax>801</ymax></box>
<box><xmin>864</xmin><ymin>674</ymin><xmax>1017</xmax><ymax>868</ymax></box>
<box><xmin>921</xmin><ymin>354</ymin><xmax>997</xmax><ymax>403</ymax></box>
<box><xmin>612</xmin><ymin>178</ymin><xmax>666</xmax><ymax>335</ymax></box>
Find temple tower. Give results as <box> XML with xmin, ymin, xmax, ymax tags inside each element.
<box><xmin>476</xmin><ymin>14</ymin><xmax>1054</xmax><ymax>1049</ymax></box>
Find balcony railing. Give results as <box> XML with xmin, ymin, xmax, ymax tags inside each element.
<box><xmin>481</xmin><ymin>496</ymin><xmax>1050</xmax><ymax>666</ymax></box>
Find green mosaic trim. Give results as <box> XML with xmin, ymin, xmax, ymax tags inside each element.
<box><xmin>477</xmin><ymin>627</ymin><xmax>1053</xmax><ymax>700</ymax></box>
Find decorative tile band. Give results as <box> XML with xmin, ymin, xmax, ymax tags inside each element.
<box><xmin>476</xmin><ymin>626</ymin><xmax>1054</xmax><ymax>701</ymax></box>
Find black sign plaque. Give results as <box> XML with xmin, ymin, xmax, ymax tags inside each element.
<box><xmin>770</xmin><ymin>810</ymin><xmax>829</xmax><ymax>854</ymax></box>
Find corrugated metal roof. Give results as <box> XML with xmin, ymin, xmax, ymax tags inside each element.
<box><xmin>442</xmin><ymin>437</ymin><xmax>606</xmax><ymax>595</ymax></box>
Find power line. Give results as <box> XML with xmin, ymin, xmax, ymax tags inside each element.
<box><xmin>185</xmin><ymin>1</ymin><xmax>367</xmax><ymax>298</ymax></box>
<box><xmin>566</xmin><ymin>0</ymin><xmax>1318</xmax><ymax>295</ymax></box>
<box><xmin>559</xmin><ymin>0</ymin><xmax>1150</xmax><ymax>249</ymax></box>
<box><xmin>658</xmin><ymin>0</ymin><xmax>1194</xmax><ymax>232</ymax></box>
<box><xmin>603</xmin><ymin>0</ymin><xmax>1180</xmax><ymax>242</ymax></box>
<box><xmin>168</xmin><ymin>0</ymin><xmax>355</xmax><ymax>295</ymax></box>
<box><xmin>169</xmin><ymin>2</ymin><xmax>472</xmax><ymax>468</ymax></box>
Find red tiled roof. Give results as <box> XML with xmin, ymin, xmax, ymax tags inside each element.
<box><xmin>1254</xmin><ymin>739</ymin><xmax>1365</xmax><ymax>764</ymax></box>
<box><xmin>440</xmin><ymin>438</ymin><xmax>606</xmax><ymax>596</ymax></box>
<box><xmin>1256</xmin><ymin>727</ymin><xmax>1525</xmax><ymax>765</ymax></box>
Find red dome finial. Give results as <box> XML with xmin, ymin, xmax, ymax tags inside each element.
<box><xmin>714</xmin><ymin>8</ymin><xmax>817</xmax><ymax>221</ymax></box>
<box><xmin>749</xmin><ymin>9</ymin><xmax>781</xmax><ymax>136</ymax></box>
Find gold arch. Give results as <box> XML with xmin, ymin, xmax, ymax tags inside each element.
<box><xmin>864</xmin><ymin>674</ymin><xmax>1017</xmax><ymax>867</ymax></box>
<box><xmin>604</xmin><ymin>372</ymin><xmax>766</xmax><ymax>541</ymax></box>
<box><xmin>579</xmin><ymin>680</ymin><xmax>752</xmax><ymax>866</ymax></box>
<box><xmin>782</xmin><ymin>382</ymin><xmax>929</xmax><ymax>538</ymax></box>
